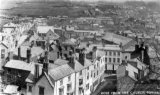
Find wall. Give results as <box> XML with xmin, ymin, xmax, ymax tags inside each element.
<box><xmin>0</xmin><ymin>44</ymin><xmax>8</xmax><ymax>71</ymax></box>
<box><xmin>105</xmin><ymin>50</ymin><xmax>122</xmax><ymax>71</ymax></box>
<box><xmin>55</xmin><ymin>73</ymin><xmax>75</xmax><ymax>95</ymax></box>
<box><xmin>33</xmin><ymin>75</ymin><xmax>54</xmax><ymax>95</ymax></box>
<box><xmin>117</xmin><ymin>76</ymin><xmax>135</xmax><ymax>92</ymax></box>
<box><xmin>126</xmin><ymin>64</ymin><xmax>138</xmax><ymax>79</ymax></box>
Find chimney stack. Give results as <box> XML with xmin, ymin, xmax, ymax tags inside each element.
<box><xmin>57</xmin><ymin>52</ymin><xmax>60</xmax><ymax>59</ymax></box>
<box><xmin>9</xmin><ymin>52</ymin><xmax>13</xmax><ymax>60</ymax></box>
<box><xmin>18</xmin><ymin>47</ymin><xmax>21</xmax><ymax>60</ymax></box>
<box><xmin>43</xmin><ymin>62</ymin><xmax>48</xmax><ymax>74</ymax></box>
<box><xmin>79</xmin><ymin>49</ymin><xmax>85</xmax><ymax>66</ymax></box>
<box><xmin>43</xmin><ymin>51</ymin><xmax>49</xmax><ymax>74</ymax></box>
<box><xmin>27</xmin><ymin>49</ymin><xmax>31</xmax><ymax>63</ymax></box>
<box><xmin>68</xmin><ymin>50</ymin><xmax>75</xmax><ymax>69</ymax></box>
<box><xmin>141</xmin><ymin>50</ymin><xmax>144</xmax><ymax>63</ymax></box>
<box><xmin>34</xmin><ymin>64</ymin><xmax>39</xmax><ymax>81</ymax></box>
<box><xmin>145</xmin><ymin>45</ymin><xmax>149</xmax><ymax>53</ymax></box>
<box><xmin>135</xmin><ymin>44</ymin><xmax>139</xmax><ymax>51</ymax></box>
<box><xmin>140</xmin><ymin>42</ymin><xmax>144</xmax><ymax>49</ymax></box>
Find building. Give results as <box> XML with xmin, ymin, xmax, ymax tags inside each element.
<box><xmin>0</xmin><ymin>42</ymin><xmax>8</xmax><ymax>72</ymax></box>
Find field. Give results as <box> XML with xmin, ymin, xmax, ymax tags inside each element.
<box><xmin>0</xmin><ymin>1</ymin><xmax>91</xmax><ymax>17</ymax></box>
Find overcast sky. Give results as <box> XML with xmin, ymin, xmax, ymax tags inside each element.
<box><xmin>1</xmin><ymin>0</ymin><xmax>159</xmax><ymax>2</ymax></box>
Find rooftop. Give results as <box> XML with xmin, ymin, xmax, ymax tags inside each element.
<box><xmin>37</xmin><ymin>26</ymin><xmax>54</xmax><ymax>34</ymax></box>
<box><xmin>13</xmin><ymin>46</ymin><xmax>44</xmax><ymax>58</ymax></box>
<box><xmin>5</xmin><ymin>60</ymin><xmax>32</xmax><ymax>71</ymax></box>
<box><xmin>102</xmin><ymin>32</ymin><xmax>132</xmax><ymax>46</ymax></box>
<box><xmin>49</xmin><ymin>63</ymin><xmax>74</xmax><ymax>81</ymax></box>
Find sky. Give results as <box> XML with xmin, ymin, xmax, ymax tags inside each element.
<box><xmin>0</xmin><ymin>0</ymin><xmax>159</xmax><ymax>2</ymax></box>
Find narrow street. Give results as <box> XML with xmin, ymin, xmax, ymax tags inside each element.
<box><xmin>92</xmin><ymin>75</ymin><xmax>117</xmax><ymax>95</ymax></box>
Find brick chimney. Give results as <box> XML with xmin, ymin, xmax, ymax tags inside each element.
<box><xmin>43</xmin><ymin>51</ymin><xmax>49</xmax><ymax>74</ymax></box>
<box><xmin>79</xmin><ymin>49</ymin><xmax>85</xmax><ymax>66</ymax></box>
<box><xmin>27</xmin><ymin>49</ymin><xmax>31</xmax><ymax>63</ymax></box>
<box><xmin>141</xmin><ymin>50</ymin><xmax>144</xmax><ymax>63</ymax></box>
<box><xmin>43</xmin><ymin>62</ymin><xmax>48</xmax><ymax>74</ymax></box>
<box><xmin>34</xmin><ymin>64</ymin><xmax>39</xmax><ymax>81</ymax></box>
<box><xmin>18</xmin><ymin>47</ymin><xmax>21</xmax><ymax>60</ymax></box>
<box><xmin>145</xmin><ymin>45</ymin><xmax>149</xmax><ymax>53</ymax></box>
<box><xmin>135</xmin><ymin>44</ymin><xmax>139</xmax><ymax>51</ymax></box>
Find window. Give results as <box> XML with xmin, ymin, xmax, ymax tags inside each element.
<box><xmin>97</xmin><ymin>70</ymin><xmax>99</xmax><ymax>75</ymax></box>
<box><xmin>113</xmin><ymin>58</ymin><xmax>116</xmax><ymax>63</ymax></box>
<box><xmin>134</xmin><ymin>72</ymin><xmax>138</xmax><ymax>80</ymax></box>
<box><xmin>68</xmin><ymin>76</ymin><xmax>71</xmax><ymax>82</ymax></box>
<box><xmin>106</xmin><ymin>52</ymin><xmax>108</xmax><ymax>56</ymax></box>
<box><xmin>105</xmin><ymin>57</ymin><xmax>107</xmax><ymax>62</ymax></box>
<box><xmin>105</xmin><ymin>64</ymin><xmax>107</xmax><ymax>70</ymax></box>
<box><xmin>59</xmin><ymin>88</ymin><xmax>64</xmax><ymax>95</ymax></box>
<box><xmin>91</xmin><ymin>71</ymin><xmax>93</xmax><ymax>77</ymax></box>
<box><xmin>109</xmin><ymin>58</ymin><xmax>112</xmax><ymax>63</ymax></box>
<box><xmin>87</xmin><ymin>67</ymin><xmax>89</xmax><ymax>70</ymax></box>
<box><xmin>28</xmin><ymin>86</ymin><xmax>32</xmax><ymax>92</ymax></box>
<box><xmin>117</xmin><ymin>58</ymin><xmax>120</xmax><ymax>63</ymax></box>
<box><xmin>86</xmin><ymin>84</ymin><xmax>89</xmax><ymax>90</ymax></box>
<box><xmin>39</xmin><ymin>86</ymin><xmax>44</xmax><ymax>95</ymax></box>
<box><xmin>114</xmin><ymin>52</ymin><xmax>116</xmax><ymax>56</ymax></box>
<box><xmin>118</xmin><ymin>52</ymin><xmax>120</xmax><ymax>56</ymax></box>
<box><xmin>79</xmin><ymin>79</ymin><xmax>83</xmax><ymax>85</ymax></box>
<box><xmin>125</xmin><ymin>56</ymin><xmax>127</xmax><ymax>60</ymax></box>
<box><xmin>87</xmin><ymin>73</ymin><xmax>89</xmax><ymax>79</ymax></box>
<box><xmin>67</xmin><ymin>84</ymin><xmax>72</xmax><ymax>91</ymax></box>
<box><xmin>109</xmin><ymin>51</ymin><xmax>112</xmax><ymax>56</ymax></box>
<box><xmin>1</xmin><ymin>49</ymin><xmax>5</xmax><ymax>59</ymax></box>
<box><xmin>94</xmin><ymin>73</ymin><xmax>95</xmax><ymax>78</ymax></box>
<box><xmin>60</xmin><ymin>79</ymin><xmax>63</xmax><ymax>85</ymax></box>
<box><xmin>79</xmin><ymin>87</ymin><xmax>83</xmax><ymax>94</ymax></box>
<box><xmin>79</xmin><ymin>70</ymin><xmax>82</xmax><ymax>76</ymax></box>
<box><xmin>97</xmin><ymin>63</ymin><xmax>99</xmax><ymax>68</ymax></box>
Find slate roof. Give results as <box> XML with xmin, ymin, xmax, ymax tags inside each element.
<box><xmin>25</xmin><ymin>62</ymin><xmax>43</xmax><ymax>83</ymax></box>
<box><xmin>102</xmin><ymin>32</ymin><xmax>132</xmax><ymax>46</ymax></box>
<box><xmin>48</xmin><ymin>58</ymin><xmax>92</xmax><ymax>81</ymax></box>
<box><xmin>49</xmin><ymin>59</ymin><xmax>69</xmax><ymax>69</ymax></box>
<box><xmin>0</xmin><ymin>42</ymin><xmax>8</xmax><ymax>49</ymax></box>
<box><xmin>49</xmin><ymin>64</ymin><xmax>75</xmax><ymax>80</ymax></box>
<box><xmin>37</xmin><ymin>26</ymin><xmax>54</xmax><ymax>34</ymax></box>
<box><xmin>122</xmin><ymin>40</ymin><xmax>137</xmax><ymax>51</ymax></box>
<box><xmin>5</xmin><ymin>60</ymin><xmax>31</xmax><ymax>71</ymax></box>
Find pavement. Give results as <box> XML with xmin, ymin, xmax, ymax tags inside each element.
<box><xmin>92</xmin><ymin>75</ymin><xmax>117</xmax><ymax>95</ymax></box>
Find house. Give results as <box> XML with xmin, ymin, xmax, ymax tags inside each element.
<box><xmin>101</xmin><ymin>45</ymin><xmax>122</xmax><ymax>75</ymax></box>
<box><xmin>116</xmin><ymin>42</ymin><xmax>151</xmax><ymax>92</ymax></box>
<box><xmin>3</xmin><ymin>60</ymin><xmax>43</xmax><ymax>95</ymax></box>
<box><xmin>0</xmin><ymin>42</ymin><xmax>8</xmax><ymax>72</ymax></box>
<box><xmin>26</xmin><ymin>42</ymin><xmax>104</xmax><ymax>95</ymax></box>
<box><xmin>37</xmin><ymin>26</ymin><xmax>59</xmax><ymax>42</ymax></box>
<box><xmin>116</xmin><ymin>60</ymin><xmax>139</xmax><ymax>92</ymax></box>
<box><xmin>30</xmin><ymin>48</ymin><xmax>94</xmax><ymax>95</ymax></box>
<box><xmin>12</xmin><ymin>45</ymin><xmax>44</xmax><ymax>63</ymax></box>
<box><xmin>32</xmin><ymin>62</ymin><xmax>75</xmax><ymax>95</ymax></box>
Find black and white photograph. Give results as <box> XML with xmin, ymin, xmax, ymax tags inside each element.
<box><xmin>0</xmin><ymin>0</ymin><xmax>160</xmax><ymax>95</ymax></box>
